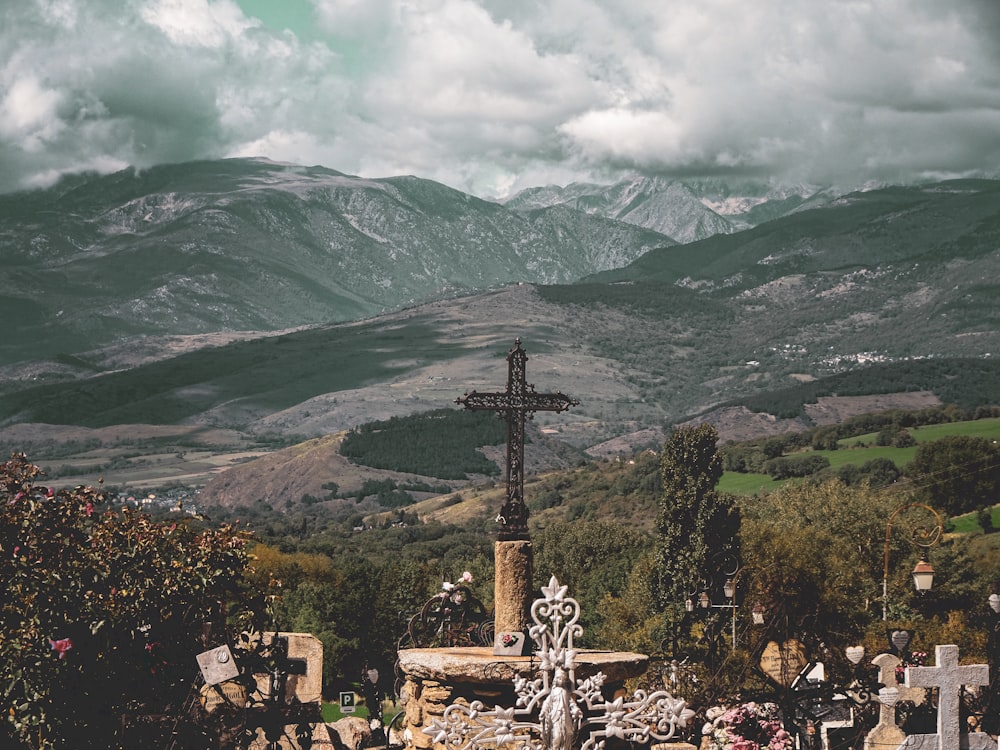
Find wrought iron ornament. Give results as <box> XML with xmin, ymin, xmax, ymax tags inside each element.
<box><xmin>424</xmin><ymin>576</ymin><xmax>695</xmax><ymax>750</ymax></box>
<box><xmin>456</xmin><ymin>339</ymin><xmax>578</xmax><ymax>540</ymax></box>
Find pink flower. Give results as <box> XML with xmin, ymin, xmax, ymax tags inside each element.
<box><xmin>84</xmin><ymin>502</ymin><xmax>93</xmax><ymax>516</ymax></box>
<box><xmin>49</xmin><ymin>637</ymin><xmax>73</xmax><ymax>659</ymax></box>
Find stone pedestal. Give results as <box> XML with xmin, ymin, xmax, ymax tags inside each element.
<box><xmin>494</xmin><ymin>540</ymin><xmax>533</xmax><ymax>635</ymax></box>
<box><xmin>397</xmin><ymin>647</ymin><xmax>650</xmax><ymax>750</ymax></box>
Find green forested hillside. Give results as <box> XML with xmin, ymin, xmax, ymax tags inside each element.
<box><xmin>732</xmin><ymin>358</ymin><xmax>1000</xmax><ymax>418</ymax></box>
<box><xmin>340</xmin><ymin>409</ymin><xmax>505</xmax><ymax>479</ymax></box>
<box><xmin>587</xmin><ymin>180</ymin><xmax>1000</xmax><ymax>288</ymax></box>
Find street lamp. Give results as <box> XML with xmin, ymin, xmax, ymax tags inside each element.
<box><xmin>882</xmin><ymin>503</ymin><xmax>943</xmax><ymax>620</ymax></box>
<box><xmin>684</xmin><ymin>552</ymin><xmax>741</xmax><ymax>651</ymax></box>
<box><xmin>912</xmin><ymin>556</ymin><xmax>935</xmax><ymax>593</ymax></box>
<box><xmin>723</xmin><ymin>577</ymin><xmax>735</xmax><ymax>599</ymax></box>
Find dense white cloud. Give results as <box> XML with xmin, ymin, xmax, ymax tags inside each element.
<box><xmin>1</xmin><ymin>0</ymin><xmax>998</xmax><ymax>196</ymax></box>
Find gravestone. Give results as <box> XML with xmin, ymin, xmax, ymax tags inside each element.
<box><xmin>896</xmin><ymin>644</ymin><xmax>995</xmax><ymax>750</ymax></box>
<box><xmin>864</xmin><ymin>653</ymin><xmax>925</xmax><ymax>750</ymax></box>
<box><xmin>760</xmin><ymin>639</ymin><xmax>808</xmax><ymax>688</ymax></box>
<box><xmin>246</xmin><ymin>632</ymin><xmax>332</xmax><ymax>749</ymax></box>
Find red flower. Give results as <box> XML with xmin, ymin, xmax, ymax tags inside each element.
<box><xmin>49</xmin><ymin>637</ymin><xmax>73</xmax><ymax>659</ymax></box>
<box><xmin>84</xmin><ymin>502</ymin><xmax>93</xmax><ymax>516</ymax></box>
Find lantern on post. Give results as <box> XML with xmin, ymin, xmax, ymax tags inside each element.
<box><xmin>882</xmin><ymin>503</ymin><xmax>943</xmax><ymax>620</ymax></box>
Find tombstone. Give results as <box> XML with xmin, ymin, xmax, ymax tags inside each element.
<box><xmin>246</xmin><ymin>632</ymin><xmax>332</xmax><ymax>749</ymax></box>
<box><xmin>760</xmin><ymin>639</ymin><xmax>808</xmax><ymax>688</ymax></box>
<box><xmin>895</xmin><ymin>644</ymin><xmax>996</xmax><ymax>750</ymax></box>
<box><xmin>864</xmin><ymin>652</ymin><xmax>927</xmax><ymax>750</ymax></box>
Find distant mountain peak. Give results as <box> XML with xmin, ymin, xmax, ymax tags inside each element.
<box><xmin>503</xmin><ymin>174</ymin><xmax>826</xmax><ymax>244</ymax></box>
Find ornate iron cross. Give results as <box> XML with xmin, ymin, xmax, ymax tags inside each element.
<box><xmin>456</xmin><ymin>339</ymin><xmax>578</xmax><ymax>541</ymax></box>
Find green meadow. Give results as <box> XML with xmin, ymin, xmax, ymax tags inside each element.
<box><xmin>839</xmin><ymin>416</ymin><xmax>1000</xmax><ymax>446</ymax></box>
<box><xmin>720</xmin><ymin>416</ymin><xmax>1000</xmax><ymax>496</ymax></box>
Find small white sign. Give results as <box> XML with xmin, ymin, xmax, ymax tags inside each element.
<box><xmin>340</xmin><ymin>691</ymin><xmax>356</xmax><ymax>713</ymax></box>
<box><xmin>196</xmin><ymin>644</ymin><xmax>240</xmax><ymax>686</ymax></box>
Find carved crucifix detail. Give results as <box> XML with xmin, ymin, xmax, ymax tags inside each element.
<box><xmin>456</xmin><ymin>339</ymin><xmax>578</xmax><ymax>541</ymax></box>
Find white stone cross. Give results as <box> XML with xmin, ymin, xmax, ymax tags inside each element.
<box><xmin>896</xmin><ymin>644</ymin><xmax>996</xmax><ymax>750</ymax></box>
<box><xmin>865</xmin><ymin>653</ymin><xmax>926</xmax><ymax>750</ymax></box>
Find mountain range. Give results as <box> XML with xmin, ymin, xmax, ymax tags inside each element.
<box><xmin>1</xmin><ymin>160</ymin><xmax>999</xmax><ymax>492</ymax></box>
<box><xmin>0</xmin><ymin>159</ymin><xmax>836</xmax><ymax>369</ymax></box>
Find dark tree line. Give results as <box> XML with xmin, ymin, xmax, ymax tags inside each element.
<box><xmin>738</xmin><ymin>359</ymin><xmax>1000</xmax><ymax>418</ymax></box>
<box><xmin>340</xmin><ymin>409</ymin><xmax>504</xmax><ymax>478</ymax></box>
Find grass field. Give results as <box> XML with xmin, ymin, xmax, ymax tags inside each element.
<box><xmin>723</xmin><ymin>416</ymin><xmax>1000</xmax><ymax>497</ymax></box>
<box><xmin>948</xmin><ymin>505</ymin><xmax>1000</xmax><ymax>534</ymax></box>
<box><xmin>717</xmin><ymin>472</ymin><xmax>783</xmax><ymax>494</ymax></box>
<box><xmin>812</xmin><ymin>445</ymin><xmax>919</xmax><ymax>469</ymax></box>
<box><xmin>839</xmin><ymin>417</ymin><xmax>1000</xmax><ymax>446</ymax></box>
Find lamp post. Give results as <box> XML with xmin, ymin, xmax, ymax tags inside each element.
<box><xmin>882</xmin><ymin>503</ymin><xmax>943</xmax><ymax>620</ymax></box>
<box><xmin>690</xmin><ymin>552</ymin><xmax>741</xmax><ymax>650</ymax></box>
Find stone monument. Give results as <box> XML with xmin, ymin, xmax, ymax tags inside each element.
<box><xmin>245</xmin><ymin>632</ymin><xmax>331</xmax><ymax>749</ymax></box>
<box><xmin>419</xmin><ymin>576</ymin><xmax>694</xmax><ymax>750</ymax></box>
<box><xmin>896</xmin><ymin>644</ymin><xmax>995</xmax><ymax>750</ymax></box>
<box><xmin>395</xmin><ymin>343</ymin><xmax>668</xmax><ymax>749</ymax></box>
<box><xmin>455</xmin><ymin>338</ymin><xmax>578</xmax><ymax>650</ymax></box>
<box><xmin>864</xmin><ymin>652</ymin><xmax>927</xmax><ymax>750</ymax></box>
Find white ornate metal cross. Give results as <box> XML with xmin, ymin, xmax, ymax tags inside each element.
<box><xmin>424</xmin><ymin>575</ymin><xmax>695</xmax><ymax>750</ymax></box>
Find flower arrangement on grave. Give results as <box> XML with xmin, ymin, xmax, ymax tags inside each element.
<box><xmin>440</xmin><ymin>570</ymin><xmax>474</xmax><ymax>600</ymax></box>
<box><xmin>500</xmin><ymin>632</ymin><xmax>520</xmax><ymax>648</ymax></box>
<box><xmin>702</xmin><ymin>701</ymin><xmax>793</xmax><ymax>750</ymax></box>
<box><xmin>895</xmin><ymin>650</ymin><xmax>928</xmax><ymax>682</ymax></box>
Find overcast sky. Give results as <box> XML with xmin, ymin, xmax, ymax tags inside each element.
<box><xmin>3</xmin><ymin>0</ymin><xmax>1000</xmax><ymax>198</ymax></box>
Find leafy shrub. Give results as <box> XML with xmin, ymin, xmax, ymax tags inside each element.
<box><xmin>978</xmin><ymin>506</ymin><xmax>995</xmax><ymax>534</ymax></box>
<box><xmin>763</xmin><ymin>453</ymin><xmax>831</xmax><ymax>479</ymax></box>
<box><xmin>0</xmin><ymin>454</ymin><xmax>259</xmax><ymax>749</ymax></box>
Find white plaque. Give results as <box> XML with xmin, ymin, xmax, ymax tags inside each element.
<box><xmin>197</xmin><ymin>644</ymin><xmax>240</xmax><ymax>686</ymax></box>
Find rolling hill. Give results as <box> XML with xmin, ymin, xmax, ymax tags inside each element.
<box><xmin>2</xmin><ymin>168</ymin><xmax>999</xmax><ymax>503</ymax></box>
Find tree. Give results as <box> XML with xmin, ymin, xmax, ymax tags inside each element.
<box><xmin>650</xmin><ymin>425</ymin><xmax>740</xmax><ymax>636</ymax></box>
<box><xmin>906</xmin><ymin>435</ymin><xmax>1000</xmax><ymax>515</ymax></box>
<box><xmin>0</xmin><ymin>454</ymin><xmax>260</xmax><ymax>749</ymax></box>
<box><xmin>534</xmin><ymin>520</ymin><xmax>652</xmax><ymax>645</ymax></box>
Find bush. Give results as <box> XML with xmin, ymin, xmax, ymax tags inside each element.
<box><xmin>0</xmin><ymin>453</ymin><xmax>260</xmax><ymax>749</ymax></box>
<box><xmin>763</xmin><ymin>453</ymin><xmax>831</xmax><ymax>479</ymax></box>
<box><xmin>978</xmin><ymin>506</ymin><xmax>995</xmax><ymax>534</ymax></box>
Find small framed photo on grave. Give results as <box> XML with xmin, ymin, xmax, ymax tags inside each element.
<box><xmin>494</xmin><ymin>631</ymin><xmax>528</xmax><ymax>656</ymax></box>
